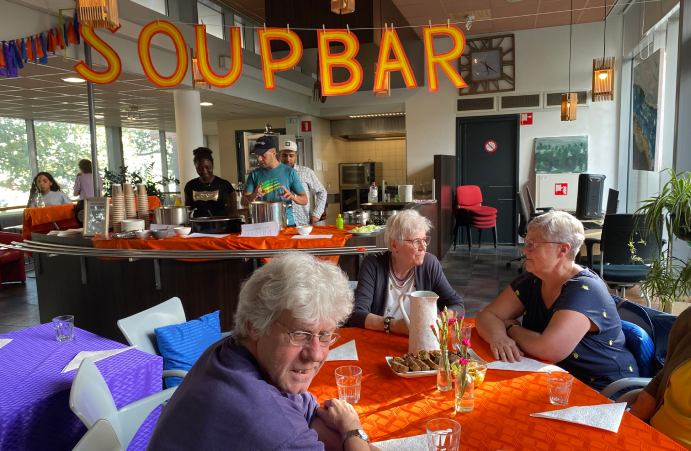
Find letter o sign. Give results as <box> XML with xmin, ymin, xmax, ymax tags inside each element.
<box><xmin>485</xmin><ymin>140</ymin><xmax>497</xmax><ymax>153</ymax></box>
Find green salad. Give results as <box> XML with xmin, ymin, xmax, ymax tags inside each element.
<box><xmin>351</xmin><ymin>225</ymin><xmax>382</xmax><ymax>233</ymax></box>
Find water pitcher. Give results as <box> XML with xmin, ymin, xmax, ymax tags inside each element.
<box><xmin>398</xmin><ymin>291</ymin><xmax>440</xmax><ymax>354</ymax></box>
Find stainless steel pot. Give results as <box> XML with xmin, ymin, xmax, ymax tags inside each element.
<box><xmin>249</xmin><ymin>201</ymin><xmax>287</xmax><ymax>231</ymax></box>
<box><xmin>153</xmin><ymin>206</ymin><xmax>195</xmax><ymax>226</ymax></box>
<box><xmin>342</xmin><ymin>210</ymin><xmax>370</xmax><ymax>225</ymax></box>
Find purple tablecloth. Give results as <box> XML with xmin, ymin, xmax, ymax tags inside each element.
<box><xmin>0</xmin><ymin>324</ymin><xmax>162</xmax><ymax>451</ymax></box>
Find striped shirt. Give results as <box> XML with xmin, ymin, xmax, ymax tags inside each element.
<box><xmin>292</xmin><ymin>165</ymin><xmax>327</xmax><ymax>226</ymax></box>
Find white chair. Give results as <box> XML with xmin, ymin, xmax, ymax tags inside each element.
<box><xmin>600</xmin><ymin>377</ymin><xmax>652</xmax><ymax>406</ymax></box>
<box><xmin>72</xmin><ymin>419</ymin><xmax>123</xmax><ymax>451</ymax></box>
<box><xmin>348</xmin><ymin>281</ymin><xmax>358</xmax><ymax>290</ymax></box>
<box><xmin>69</xmin><ymin>358</ymin><xmax>177</xmax><ymax>450</ymax></box>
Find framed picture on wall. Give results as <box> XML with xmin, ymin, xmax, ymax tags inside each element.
<box><xmin>83</xmin><ymin>197</ymin><xmax>110</xmax><ymax>237</ymax></box>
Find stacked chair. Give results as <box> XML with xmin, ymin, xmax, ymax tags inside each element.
<box><xmin>453</xmin><ymin>185</ymin><xmax>498</xmax><ymax>252</ymax></box>
<box><xmin>0</xmin><ymin>231</ymin><xmax>26</xmax><ymax>290</ymax></box>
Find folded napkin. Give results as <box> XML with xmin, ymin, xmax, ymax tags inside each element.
<box><xmin>184</xmin><ymin>233</ymin><xmax>230</xmax><ymax>239</ymax></box>
<box><xmin>291</xmin><ymin>235</ymin><xmax>333</xmax><ymax>239</ymax></box>
<box><xmin>372</xmin><ymin>434</ymin><xmax>427</xmax><ymax>451</ymax></box>
<box><xmin>487</xmin><ymin>357</ymin><xmax>564</xmax><ymax>373</ymax></box>
<box><xmin>61</xmin><ymin>347</ymin><xmax>136</xmax><ymax>373</ymax></box>
<box><xmin>0</xmin><ymin>339</ymin><xmax>12</xmax><ymax>350</ymax></box>
<box><xmin>326</xmin><ymin>340</ymin><xmax>358</xmax><ymax>361</ymax></box>
<box><xmin>531</xmin><ymin>403</ymin><xmax>627</xmax><ymax>433</ymax></box>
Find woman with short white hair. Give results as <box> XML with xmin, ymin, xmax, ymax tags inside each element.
<box><xmin>348</xmin><ymin>209</ymin><xmax>464</xmax><ymax>335</ymax></box>
<box><xmin>475</xmin><ymin>211</ymin><xmax>639</xmax><ymax>390</ymax></box>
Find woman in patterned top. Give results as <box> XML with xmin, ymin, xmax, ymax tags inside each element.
<box><xmin>184</xmin><ymin>147</ymin><xmax>237</xmax><ymax>218</ymax></box>
<box><xmin>475</xmin><ymin>211</ymin><xmax>638</xmax><ymax>390</ymax></box>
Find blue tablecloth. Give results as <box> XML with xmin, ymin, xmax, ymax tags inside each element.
<box><xmin>0</xmin><ymin>323</ymin><xmax>162</xmax><ymax>450</ymax></box>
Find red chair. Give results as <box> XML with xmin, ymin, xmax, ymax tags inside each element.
<box><xmin>0</xmin><ymin>231</ymin><xmax>26</xmax><ymax>290</ymax></box>
<box><xmin>453</xmin><ymin>185</ymin><xmax>498</xmax><ymax>252</ymax></box>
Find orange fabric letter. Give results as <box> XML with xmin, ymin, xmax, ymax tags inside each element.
<box><xmin>194</xmin><ymin>25</ymin><xmax>242</xmax><ymax>88</ymax></box>
<box><xmin>138</xmin><ymin>21</ymin><xmax>188</xmax><ymax>88</ymax></box>
<box><xmin>317</xmin><ymin>29</ymin><xmax>363</xmax><ymax>96</ymax></box>
<box><xmin>423</xmin><ymin>25</ymin><xmax>467</xmax><ymax>92</ymax></box>
<box><xmin>74</xmin><ymin>24</ymin><xmax>122</xmax><ymax>84</ymax></box>
<box><xmin>374</xmin><ymin>28</ymin><xmax>417</xmax><ymax>91</ymax></box>
<box><xmin>257</xmin><ymin>28</ymin><xmax>303</xmax><ymax>91</ymax></box>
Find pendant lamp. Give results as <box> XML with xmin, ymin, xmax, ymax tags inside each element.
<box><xmin>561</xmin><ymin>0</ymin><xmax>577</xmax><ymax>121</ymax></box>
<box><xmin>331</xmin><ymin>0</ymin><xmax>355</xmax><ymax>14</ymax></box>
<box><xmin>76</xmin><ymin>0</ymin><xmax>119</xmax><ymax>29</ymax></box>
<box><xmin>592</xmin><ymin>0</ymin><xmax>615</xmax><ymax>101</ymax></box>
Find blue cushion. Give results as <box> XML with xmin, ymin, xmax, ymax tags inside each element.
<box><xmin>154</xmin><ymin>311</ymin><xmax>222</xmax><ymax>388</ymax></box>
<box><xmin>621</xmin><ymin>320</ymin><xmax>655</xmax><ymax>378</ymax></box>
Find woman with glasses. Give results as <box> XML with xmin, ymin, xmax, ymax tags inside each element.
<box><xmin>27</xmin><ymin>172</ymin><xmax>72</xmax><ymax>207</ymax></box>
<box><xmin>475</xmin><ymin>211</ymin><xmax>638</xmax><ymax>390</ymax></box>
<box><xmin>348</xmin><ymin>209</ymin><xmax>464</xmax><ymax>335</ymax></box>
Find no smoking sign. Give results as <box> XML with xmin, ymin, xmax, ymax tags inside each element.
<box><xmin>485</xmin><ymin>140</ymin><xmax>497</xmax><ymax>153</ymax></box>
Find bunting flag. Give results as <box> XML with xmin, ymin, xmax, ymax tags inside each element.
<box><xmin>47</xmin><ymin>30</ymin><xmax>56</xmax><ymax>53</ymax></box>
<box><xmin>37</xmin><ymin>34</ymin><xmax>47</xmax><ymax>64</ymax></box>
<box><xmin>20</xmin><ymin>39</ymin><xmax>27</xmax><ymax>62</ymax></box>
<box><xmin>63</xmin><ymin>24</ymin><xmax>69</xmax><ymax>47</ymax></box>
<box><xmin>0</xmin><ymin>42</ymin><xmax>5</xmax><ymax>69</ymax></box>
<box><xmin>67</xmin><ymin>22</ymin><xmax>78</xmax><ymax>44</ymax></box>
<box><xmin>74</xmin><ymin>15</ymin><xmax>80</xmax><ymax>44</ymax></box>
<box><xmin>11</xmin><ymin>41</ymin><xmax>23</xmax><ymax>70</ymax></box>
<box><xmin>55</xmin><ymin>27</ymin><xmax>66</xmax><ymax>50</ymax></box>
<box><xmin>26</xmin><ymin>37</ymin><xmax>34</xmax><ymax>62</ymax></box>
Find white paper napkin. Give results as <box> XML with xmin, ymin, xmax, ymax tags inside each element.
<box><xmin>531</xmin><ymin>403</ymin><xmax>627</xmax><ymax>433</ymax></box>
<box><xmin>61</xmin><ymin>347</ymin><xmax>136</xmax><ymax>373</ymax></box>
<box><xmin>487</xmin><ymin>357</ymin><xmax>564</xmax><ymax>373</ymax></box>
<box><xmin>326</xmin><ymin>340</ymin><xmax>358</xmax><ymax>361</ymax></box>
<box><xmin>291</xmin><ymin>235</ymin><xmax>333</xmax><ymax>239</ymax></box>
<box><xmin>372</xmin><ymin>434</ymin><xmax>427</xmax><ymax>451</ymax></box>
<box><xmin>0</xmin><ymin>339</ymin><xmax>12</xmax><ymax>350</ymax></box>
<box><xmin>184</xmin><ymin>233</ymin><xmax>230</xmax><ymax>239</ymax></box>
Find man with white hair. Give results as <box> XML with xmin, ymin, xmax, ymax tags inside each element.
<box><xmin>279</xmin><ymin>140</ymin><xmax>327</xmax><ymax>226</ymax></box>
<box><xmin>148</xmin><ymin>252</ymin><xmax>377</xmax><ymax>451</ymax></box>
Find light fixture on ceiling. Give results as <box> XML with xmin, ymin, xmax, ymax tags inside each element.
<box><xmin>466</xmin><ymin>15</ymin><xmax>474</xmax><ymax>31</ymax></box>
<box><xmin>62</xmin><ymin>77</ymin><xmax>86</xmax><ymax>83</ymax></box>
<box><xmin>348</xmin><ymin>112</ymin><xmax>405</xmax><ymax>118</ymax></box>
<box><xmin>592</xmin><ymin>0</ymin><xmax>615</xmax><ymax>102</ymax></box>
<box><xmin>200</xmin><ymin>102</ymin><xmax>213</xmax><ymax>106</ymax></box>
<box><xmin>561</xmin><ymin>0</ymin><xmax>577</xmax><ymax>121</ymax></box>
<box><xmin>94</xmin><ymin>114</ymin><xmax>104</xmax><ymax>119</ymax></box>
<box><xmin>190</xmin><ymin>48</ymin><xmax>211</xmax><ymax>90</ymax></box>
<box><xmin>126</xmin><ymin>106</ymin><xmax>141</xmax><ymax>120</ymax></box>
<box><xmin>331</xmin><ymin>0</ymin><xmax>354</xmax><ymax>14</ymax></box>
<box><xmin>75</xmin><ymin>0</ymin><xmax>119</xmax><ymax>29</ymax></box>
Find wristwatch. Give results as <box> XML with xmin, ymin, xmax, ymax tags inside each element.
<box><xmin>384</xmin><ymin>316</ymin><xmax>394</xmax><ymax>333</ymax></box>
<box><xmin>342</xmin><ymin>429</ymin><xmax>369</xmax><ymax>450</ymax></box>
<box><xmin>506</xmin><ymin>323</ymin><xmax>520</xmax><ymax>334</ymax></box>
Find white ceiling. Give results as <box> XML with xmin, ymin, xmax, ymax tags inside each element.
<box><xmin>0</xmin><ymin>55</ymin><xmax>301</xmax><ymax>135</ymax></box>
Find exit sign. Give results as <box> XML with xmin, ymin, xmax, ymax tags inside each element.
<box><xmin>301</xmin><ymin>121</ymin><xmax>312</xmax><ymax>132</ymax></box>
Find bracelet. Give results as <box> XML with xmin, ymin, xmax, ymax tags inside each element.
<box><xmin>384</xmin><ymin>317</ymin><xmax>394</xmax><ymax>334</ymax></box>
<box><xmin>506</xmin><ymin>323</ymin><xmax>520</xmax><ymax>334</ymax></box>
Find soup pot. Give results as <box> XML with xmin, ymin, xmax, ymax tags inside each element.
<box><xmin>249</xmin><ymin>201</ymin><xmax>287</xmax><ymax>231</ymax></box>
<box><xmin>153</xmin><ymin>206</ymin><xmax>195</xmax><ymax>226</ymax></box>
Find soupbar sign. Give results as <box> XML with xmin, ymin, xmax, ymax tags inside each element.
<box><xmin>75</xmin><ymin>22</ymin><xmax>468</xmax><ymax>94</ymax></box>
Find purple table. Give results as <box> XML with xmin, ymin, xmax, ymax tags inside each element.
<box><xmin>0</xmin><ymin>324</ymin><xmax>162</xmax><ymax>451</ymax></box>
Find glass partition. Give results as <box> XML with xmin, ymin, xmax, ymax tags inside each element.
<box><xmin>0</xmin><ymin>118</ymin><xmax>30</xmax><ymax>208</ymax></box>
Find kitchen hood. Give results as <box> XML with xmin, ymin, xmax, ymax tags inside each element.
<box><xmin>330</xmin><ymin>117</ymin><xmax>406</xmax><ymax>141</ymax></box>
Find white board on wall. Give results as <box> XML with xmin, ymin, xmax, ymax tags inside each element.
<box><xmin>535</xmin><ymin>173</ymin><xmax>580</xmax><ymax>210</ymax></box>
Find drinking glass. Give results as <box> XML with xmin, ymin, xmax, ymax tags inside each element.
<box><xmin>53</xmin><ymin>315</ymin><xmax>74</xmax><ymax>342</ymax></box>
<box><xmin>451</xmin><ymin>322</ymin><xmax>472</xmax><ymax>351</ymax></box>
<box><xmin>546</xmin><ymin>371</ymin><xmax>574</xmax><ymax>405</ymax></box>
<box><xmin>426</xmin><ymin>418</ymin><xmax>461</xmax><ymax>451</ymax></box>
<box><xmin>335</xmin><ymin>366</ymin><xmax>362</xmax><ymax>404</ymax></box>
<box><xmin>467</xmin><ymin>360</ymin><xmax>488</xmax><ymax>387</ymax></box>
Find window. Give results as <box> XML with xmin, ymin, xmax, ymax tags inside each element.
<box><xmin>122</xmin><ymin>128</ymin><xmax>164</xmax><ymax>183</ymax></box>
<box><xmin>34</xmin><ymin>121</ymin><xmax>107</xmax><ymax>199</ymax></box>
<box><xmin>131</xmin><ymin>0</ymin><xmax>167</xmax><ymax>15</ymax></box>
<box><xmin>0</xmin><ymin>118</ymin><xmax>29</xmax><ymax>208</ymax></box>
<box><xmin>165</xmin><ymin>131</ymin><xmax>180</xmax><ymax>194</ymax></box>
<box><xmin>197</xmin><ymin>2</ymin><xmax>224</xmax><ymax>40</ymax></box>
<box><xmin>233</xmin><ymin>15</ymin><xmax>245</xmax><ymax>48</ymax></box>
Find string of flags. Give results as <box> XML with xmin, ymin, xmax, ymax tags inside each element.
<box><xmin>0</xmin><ymin>14</ymin><xmax>81</xmax><ymax>78</ymax></box>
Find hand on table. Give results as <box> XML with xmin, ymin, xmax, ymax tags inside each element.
<box><xmin>389</xmin><ymin>318</ymin><xmax>409</xmax><ymax>336</ymax></box>
<box><xmin>489</xmin><ymin>334</ymin><xmax>524</xmax><ymax>363</ymax></box>
<box><xmin>317</xmin><ymin>398</ymin><xmax>363</xmax><ymax>436</ymax></box>
<box><xmin>278</xmin><ymin>185</ymin><xmax>295</xmax><ymax>201</ymax></box>
<box><xmin>310</xmin><ymin>216</ymin><xmax>320</xmax><ymax>224</ymax></box>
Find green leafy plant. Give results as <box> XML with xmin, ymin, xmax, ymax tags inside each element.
<box><xmin>103</xmin><ymin>163</ymin><xmax>179</xmax><ymax>201</ymax></box>
<box><xmin>635</xmin><ymin>168</ymin><xmax>691</xmax><ymax>311</ymax></box>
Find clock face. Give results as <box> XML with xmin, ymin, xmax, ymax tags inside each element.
<box><xmin>471</xmin><ymin>50</ymin><xmax>502</xmax><ymax>82</ymax></box>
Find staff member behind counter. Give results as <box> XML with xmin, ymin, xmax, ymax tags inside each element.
<box><xmin>184</xmin><ymin>147</ymin><xmax>237</xmax><ymax>217</ymax></box>
<box><xmin>242</xmin><ymin>136</ymin><xmax>307</xmax><ymax>227</ymax></box>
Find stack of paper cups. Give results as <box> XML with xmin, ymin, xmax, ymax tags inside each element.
<box><xmin>111</xmin><ymin>184</ymin><xmax>125</xmax><ymax>233</ymax></box>
<box><xmin>398</xmin><ymin>185</ymin><xmax>413</xmax><ymax>202</ymax></box>
<box><xmin>136</xmin><ymin>183</ymin><xmax>150</xmax><ymax>229</ymax></box>
<box><xmin>124</xmin><ymin>183</ymin><xmax>137</xmax><ymax>219</ymax></box>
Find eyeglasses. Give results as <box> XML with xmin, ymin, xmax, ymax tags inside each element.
<box><xmin>276</xmin><ymin>322</ymin><xmax>340</xmax><ymax>347</ymax></box>
<box><xmin>524</xmin><ymin>240</ymin><xmax>562</xmax><ymax>252</ymax></box>
<box><xmin>403</xmin><ymin>236</ymin><xmax>431</xmax><ymax>249</ymax></box>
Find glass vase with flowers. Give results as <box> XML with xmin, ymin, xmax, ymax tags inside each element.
<box><xmin>451</xmin><ymin>316</ymin><xmax>474</xmax><ymax>412</ymax></box>
<box><xmin>430</xmin><ymin>307</ymin><xmax>455</xmax><ymax>392</ymax></box>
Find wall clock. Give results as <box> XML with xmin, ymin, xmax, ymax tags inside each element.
<box><xmin>459</xmin><ymin>34</ymin><xmax>515</xmax><ymax>96</ymax></box>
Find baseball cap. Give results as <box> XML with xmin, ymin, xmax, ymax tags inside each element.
<box><xmin>279</xmin><ymin>140</ymin><xmax>298</xmax><ymax>153</ymax></box>
<box><xmin>251</xmin><ymin>136</ymin><xmax>276</xmax><ymax>155</ymax></box>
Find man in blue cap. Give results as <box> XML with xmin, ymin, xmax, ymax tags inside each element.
<box><xmin>242</xmin><ymin>135</ymin><xmax>307</xmax><ymax>227</ymax></box>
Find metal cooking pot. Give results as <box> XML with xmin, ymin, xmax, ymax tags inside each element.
<box><xmin>342</xmin><ymin>210</ymin><xmax>370</xmax><ymax>225</ymax></box>
<box><xmin>153</xmin><ymin>206</ymin><xmax>195</xmax><ymax>226</ymax></box>
<box><xmin>189</xmin><ymin>216</ymin><xmax>245</xmax><ymax>234</ymax></box>
<box><xmin>249</xmin><ymin>201</ymin><xmax>287</xmax><ymax>231</ymax></box>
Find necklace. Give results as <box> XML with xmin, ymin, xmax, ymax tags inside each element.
<box><xmin>200</xmin><ymin>177</ymin><xmax>214</xmax><ymax>189</ymax></box>
<box><xmin>389</xmin><ymin>259</ymin><xmax>413</xmax><ymax>284</ymax></box>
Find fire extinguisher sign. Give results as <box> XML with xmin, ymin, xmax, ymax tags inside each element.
<box><xmin>555</xmin><ymin>183</ymin><xmax>568</xmax><ymax>195</ymax></box>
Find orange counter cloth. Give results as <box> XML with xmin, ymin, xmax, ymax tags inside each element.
<box><xmin>22</xmin><ymin>204</ymin><xmax>78</xmax><ymax>242</ymax></box>
<box><xmin>92</xmin><ymin>225</ymin><xmax>359</xmax><ymax>263</ymax></box>
<box><xmin>310</xmin><ymin>324</ymin><xmax>685</xmax><ymax>450</ymax></box>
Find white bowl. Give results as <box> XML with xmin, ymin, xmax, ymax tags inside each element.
<box><xmin>296</xmin><ymin>225</ymin><xmax>313</xmax><ymax>235</ymax></box>
<box><xmin>174</xmin><ymin>226</ymin><xmax>191</xmax><ymax>237</ymax></box>
<box><xmin>135</xmin><ymin>230</ymin><xmax>151</xmax><ymax>240</ymax></box>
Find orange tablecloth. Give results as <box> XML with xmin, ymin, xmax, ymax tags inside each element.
<box><xmin>311</xmin><ymin>324</ymin><xmax>684</xmax><ymax>450</ymax></box>
<box><xmin>22</xmin><ymin>205</ymin><xmax>78</xmax><ymax>242</ymax></box>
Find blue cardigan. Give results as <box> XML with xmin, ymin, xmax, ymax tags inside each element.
<box><xmin>348</xmin><ymin>251</ymin><xmax>464</xmax><ymax>328</ymax></box>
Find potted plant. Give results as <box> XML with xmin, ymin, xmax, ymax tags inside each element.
<box><xmin>635</xmin><ymin>168</ymin><xmax>691</xmax><ymax>314</ymax></box>
<box><xmin>103</xmin><ymin>164</ymin><xmax>179</xmax><ymax>202</ymax></box>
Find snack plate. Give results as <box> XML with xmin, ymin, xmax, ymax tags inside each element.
<box><xmin>350</xmin><ymin>229</ymin><xmax>384</xmax><ymax>236</ymax></box>
<box><xmin>385</xmin><ymin>357</ymin><xmax>436</xmax><ymax>378</ymax></box>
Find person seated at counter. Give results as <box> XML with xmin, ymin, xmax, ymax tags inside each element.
<box><xmin>630</xmin><ymin>307</ymin><xmax>691</xmax><ymax>450</ymax></box>
<box><xmin>348</xmin><ymin>209</ymin><xmax>464</xmax><ymax>335</ymax></box>
<box><xmin>27</xmin><ymin>172</ymin><xmax>72</xmax><ymax>207</ymax></box>
<box><xmin>184</xmin><ymin>147</ymin><xmax>237</xmax><ymax>218</ymax></box>
<box><xmin>242</xmin><ymin>136</ymin><xmax>307</xmax><ymax>228</ymax></box>
<box><xmin>475</xmin><ymin>211</ymin><xmax>639</xmax><ymax>391</ymax></box>
<box><xmin>147</xmin><ymin>252</ymin><xmax>377</xmax><ymax>451</ymax></box>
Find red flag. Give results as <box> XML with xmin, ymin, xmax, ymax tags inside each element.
<box><xmin>35</xmin><ymin>34</ymin><xmax>45</xmax><ymax>58</ymax></box>
<box><xmin>55</xmin><ymin>27</ymin><xmax>66</xmax><ymax>49</ymax></box>
<box><xmin>66</xmin><ymin>22</ymin><xmax>78</xmax><ymax>44</ymax></box>
<box><xmin>0</xmin><ymin>46</ymin><xmax>5</xmax><ymax>69</ymax></box>
<box><xmin>26</xmin><ymin>37</ymin><xmax>34</xmax><ymax>61</ymax></box>
<box><xmin>47</xmin><ymin>30</ymin><xmax>55</xmax><ymax>52</ymax></box>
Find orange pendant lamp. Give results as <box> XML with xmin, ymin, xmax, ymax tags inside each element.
<box><xmin>76</xmin><ymin>0</ymin><xmax>119</xmax><ymax>29</ymax></box>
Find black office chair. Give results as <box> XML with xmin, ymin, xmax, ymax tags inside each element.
<box><xmin>506</xmin><ymin>192</ymin><xmax>530</xmax><ymax>272</ymax></box>
<box><xmin>606</xmin><ymin>189</ymin><xmax>619</xmax><ymax>215</ymax></box>
<box><xmin>584</xmin><ymin>214</ymin><xmax>659</xmax><ymax>307</ymax></box>
<box><xmin>525</xmin><ymin>187</ymin><xmax>554</xmax><ymax>217</ymax></box>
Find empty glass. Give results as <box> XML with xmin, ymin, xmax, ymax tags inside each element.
<box><xmin>451</xmin><ymin>322</ymin><xmax>472</xmax><ymax>351</ymax></box>
<box><xmin>426</xmin><ymin>418</ymin><xmax>461</xmax><ymax>451</ymax></box>
<box><xmin>546</xmin><ymin>371</ymin><xmax>574</xmax><ymax>405</ymax></box>
<box><xmin>335</xmin><ymin>366</ymin><xmax>362</xmax><ymax>404</ymax></box>
<box><xmin>53</xmin><ymin>315</ymin><xmax>74</xmax><ymax>342</ymax></box>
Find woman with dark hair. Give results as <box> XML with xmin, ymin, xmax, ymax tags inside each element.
<box><xmin>184</xmin><ymin>147</ymin><xmax>237</xmax><ymax>217</ymax></box>
<box><xmin>27</xmin><ymin>172</ymin><xmax>72</xmax><ymax>207</ymax></box>
<box><xmin>73</xmin><ymin>159</ymin><xmax>103</xmax><ymax>199</ymax></box>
